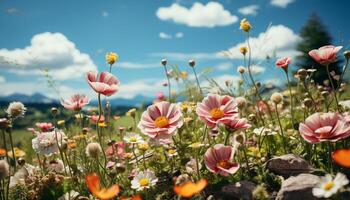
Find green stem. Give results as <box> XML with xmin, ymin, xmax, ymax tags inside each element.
<box><xmin>192</xmin><ymin>67</ymin><xmax>203</xmax><ymax>96</ymax></box>
<box><xmin>8</xmin><ymin>129</ymin><xmax>16</xmax><ymax>171</ymax></box>
<box><xmin>285</xmin><ymin>71</ymin><xmax>295</xmax><ymax>127</ymax></box>
<box><xmin>163</xmin><ymin>64</ymin><xmax>172</xmax><ymax>101</ymax></box>
<box><xmin>275</xmin><ymin>104</ymin><xmax>288</xmax><ymax>154</ymax></box>
<box><xmin>326</xmin><ymin>64</ymin><xmax>340</xmax><ymax>111</ymax></box>
<box><xmin>96</xmin><ymin>94</ymin><xmax>108</xmax><ymax>165</ymax></box>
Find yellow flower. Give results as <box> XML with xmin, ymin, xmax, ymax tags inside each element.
<box><xmin>138</xmin><ymin>143</ymin><xmax>150</xmax><ymax>151</ymax></box>
<box><xmin>8</xmin><ymin>147</ymin><xmax>26</xmax><ymax>158</ymax></box>
<box><xmin>240</xmin><ymin>18</ymin><xmax>251</xmax><ymax>32</ymax></box>
<box><xmin>98</xmin><ymin>122</ymin><xmax>107</xmax><ymax>127</ymax></box>
<box><xmin>189</xmin><ymin>142</ymin><xmax>205</xmax><ymax>149</ymax></box>
<box><xmin>57</xmin><ymin>120</ymin><xmax>65</xmax><ymax>126</ymax></box>
<box><xmin>105</xmin><ymin>52</ymin><xmax>119</xmax><ymax>65</ymax></box>
<box><xmin>239</xmin><ymin>46</ymin><xmax>248</xmax><ymax>55</ymax></box>
<box><xmin>180</xmin><ymin>71</ymin><xmax>188</xmax><ymax>79</ymax></box>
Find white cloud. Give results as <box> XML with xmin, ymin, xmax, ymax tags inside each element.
<box><xmin>238</xmin><ymin>5</ymin><xmax>259</xmax><ymax>16</ymax></box>
<box><xmin>270</xmin><ymin>0</ymin><xmax>295</xmax><ymax>8</ymax></box>
<box><xmin>202</xmin><ymin>74</ymin><xmax>240</xmax><ymax>89</ymax></box>
<box><xmin>102</xmin><ymin>11</ymin><xmax>109</xmax><ymax>17</ymax></box>
<box><xmin>151</xmin><ymin>52</ymin><xmax>222</xmax><ymax>61</ymax></box>
<box><xmin>216</xmin><ymin>62</ymin><xmax>233</xmax><ymax>71</ymax></box>
<box><xmin>225</xmin><ymin>25</ymin><xmax>301</xmax><ymax>60</ymax></box>
<box><xmin>6</xmin><ymin>8</ymin><xmax>19</xmax><ymax>14</ymax></box>
<box><xmin>175</xmin><ymin>32</ymin><xmax>184</xmax><ymax>38</ymax></box>
<box><xmin>159</xmin><ymin>32</ymin><xmax>172</xmax><ymax>39</ymax></box>
<box><xmin>0</xmin><ymin>76</ymin><xmax>5</xmax><ymax>83</ymax></box>
<box><xmin>117</xmin><ymin>79</ymin><xmax>166</xmax><ymax>99</ymax></box>
<box><xmin>117</xmin><ymin>61</ymin><xmax>161</xmax><ymax>69</ymax></box>
<box><xmin>250</xmin><ymin>65</ymin><xmax>265</xmax><ymax>74</ymax></box>
<box><xmin>156</xmin><ymin>2</ymin><xmax>238</xmax><ymax>28</ymax></box>
<box><xmin>0</xmin><ymin>32</ymin><xmax>97</xmax><ymax>80</ymax></box>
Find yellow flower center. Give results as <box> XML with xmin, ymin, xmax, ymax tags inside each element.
<box><xmin>210</xmin><ymin>108</ymin><xmax>224</xmax><ymax>119</ymax></box>
<box><xmin>218</xmin><ymin>160</ymin><xmax>231</xmax><ymax>169</ymax></box>
<box><xmin>138</xmin><ymin>143</ymin><xmax>149</xmax><ymax>150</ymax></box>
<box><xmin>323</xmin><ymin>181</ymin><xmax>334</xmax><ymax>191</ymax></box>
<box><xmin>154</xmin><ymin>116</ymin><xmax>169</xmax><ymax>128</ymax></box>
<box><xmin>139</xmin><ymin>178</ymin><xmax>149</xmax><ymax>187</ymax></box>
<box><xmin>168</xmin><ymin>149</ymin><xmax>177</xmax><ymax>155</ymax></box>
<box><xmin>129</xmin><ymin>137</ymin><xmax>137</xmax><ymax>143</ymax></box>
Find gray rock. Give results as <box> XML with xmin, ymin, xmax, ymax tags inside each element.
<box><xmin>267</xmin><ymin>154</ymin><xmax>314</xmax><ymax>177</ymax></box>
<box><xmin>219</xmin><ymin>180</ymin><xmax>256</xmax><ymax>200</ymax></box>
<box><xmin>276</xmin><ymin>173</ymin><xmax>320</xmax><ymax>200</ymax></box>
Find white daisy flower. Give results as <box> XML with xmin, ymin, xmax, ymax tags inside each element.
<box><xmin>131</xmin><ymin>170</ymin><xmax>158</xmax><ymax>191</ymax></box>
<box><xmin>32</xmin><ymin>129</ymin><xmax>66</xmax><ymax>156</ymax></box>
<box><xmin>253</xmin><ymin>126</ymin><xmax>278</xmax><ymax>136</ymax></box>
<box><xmin>124</xmin><ymin>133</ymin><xmax>144</xmax><ymax>144</ymax></box>
<box><xmin>6</xmin><ymin>101</ymin><xmax>26</xmax><ymax>118</ymax></box>
<box><xmin>312</xmin><ymin>173</ymin><xmax>349</xmax><ymax>198</ymax></box>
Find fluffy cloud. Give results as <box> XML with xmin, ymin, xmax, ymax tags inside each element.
<box><xmin>0</xmin><ymin>32</ymin><xmax>97</xmax><ymax>80</ymax></box>
<box><xmin>270</xmin><ymin>0</ymin><xmax>295</xmax><ymax>8</ymax></box>
<box><xmin>216</xmin><ymin>62</ymin><xmax>233</xmax><ymax>71</ymax></box>
<box><xmin>151</xmin><ymin>52</ymin><xmax>222</xmax><ymax>61</ymax></box>
<box><xmin>225</xmin><ymin>25</ymin><xmax>301</xmax><ymax>60</ymax></box>
<box><xmin>238</xmin><ymin>5</ymin><xmax>259</xmax><ymax>16</ymax></box>
<box><xmin>156</xmin><ymin>2</ymin><xmax>238</xmax><ymax>28</ymax></box>
<box><xmin>117</xmin><ymin>61</ymin><xmax>160</xmax><ymax>69</ymax></box>
<box><xmin>250</xmin><ymin>65</ymin><xmax>265</xmax><ymax>74</ymax></box>
<box><xmin>159</xmin><ymin>32</ymin><xmax>172</xmax><ymax>39</ymax></box>
<box><xmin>175</xmin><ymin>32</ymin><xmax>184</xmax><ymax>38</ymax></box>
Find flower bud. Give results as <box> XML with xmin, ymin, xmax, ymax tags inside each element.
<box><xmin>237</xmin><ymin>66</ymin><xmax>246</xmax><ymax>74</ymax></box>
<box><xmin>236</xmin><ymin>97</ymin><xmax>247</xmax><ymax>110</ymax></box>
<box><xmin>239</xmin><ymin>46</ymin><xmax>248</xmax><ymax>55</ymax></box>
<box><xmin>188</xmin><ymin>59</ymin><xmax>196</xmax><ymax>67</ymax></box>
<box><xmin>51</xmin><ymin>107</ymin><xmax>58</xmax><ymax>115</ymax></box>
<box><xmin>321</xmin><ymin>91</ymin><xmax>329</xmax><ymax>98</ymax></box>
<box><xmin>270</xmin><ymin>92</ymin><xmax>283</xmax><ymax>104</ymax></box>
<box><xmin>297</xmin><ymin>69</ymin><xmax>307</xmax><ymax>81</ymax></box>
<box><xmin>240</xmin><ymin>18</ymin><xmax>251</xmax><ymax>32</ymax></box>
<box><xmin>344</xmin><ymin>51</ymin><xmax>350</xmax><ymax>59</ymax></box>
<box><xmin>161</xmin><ymin>59</ymin><xmax>167</xmax><ymax>66</ymax></box>
<box><xmin>85</xmin><ymin>142</ymin><xmax>102</xmax><ymax>158</ymax></box>
<box><xmin>303</xmin><ymin>98</ymin><xmax>313</xmax><ymax>108</ymax></box>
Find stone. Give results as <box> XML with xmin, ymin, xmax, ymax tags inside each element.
<box><xmin>218</xmin><ymin>180</ymin><xmax>256</xmax><ymax>200</ymax></box>
<box><xmin>275</xmin><ymin>173</ymin><xmax>320</xmax><ymax>200</ymax></box>
<box><xmin>267</xmin><ymin>154</ymin><xmax>314</xmax><ymax>177</ymax></box>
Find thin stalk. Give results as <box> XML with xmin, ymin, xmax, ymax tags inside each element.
<box><xmin>192</xmin><ymin>67</ymin><xmax>203</xmax><ymax>96</ymax></box>
<box><xmin>96</xmin><ymin>94</ymin><xmax>108</xmax><ymax>165</ymax></box>
<box><xmin>1</xmin><ymin>130</ymin><xmax>9</xmax><ymax>164</ymax></box>
<box><xmin>326</xmin><ymin>64</ymin><xmax>340</xmax><ymax>111</ymax></box>
<box><xmin>163</xmin><ymin>64</ymin><xmax>172</xmax><ymax>101</ymax></box>
<box><xmin>8</xmin><ymin>130</ymin><xmax>16</xmax><ymax>171</ymax></box>
<box><xmin>195</xmin><ymin>149</ymin><xmax>201</xmax><ymax>180</ymax></box>
<box><xmin>285</xmin><ymin>71</ymin><xmax>295</xmax><ymax>127</ymax></box>
<box><xmin>132</xmin><ymin>144</ymin><xmax>139</xmax><ymax>166</ymax></box>
<box><xmin>275</xmin><ymin>104</ymin><xmax>288</xmax><ymax>154</ymax></box>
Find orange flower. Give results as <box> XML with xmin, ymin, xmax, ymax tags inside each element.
<box><xmin>332</xmin><ymin>149</ymin><xmax>350</xmax><ymax>168</ymax></box>
<box><xmin>86</xmin><ymin>173</ymin><xmax>120</xmax><ymax>200</ymax></box>
<box><xmin>174</xmin><ymin>179</ymin><xmax>208</xmax><ymax>198</ymax></box>
<box><xmin>120</xmin><ymin>195</ymin><xmax>142</xmax><ymax>200</ymax></box>
<box><xmin>0</xmin><ymin>148</ymin><xmax>6</xmax><ymax>157</ymax></box>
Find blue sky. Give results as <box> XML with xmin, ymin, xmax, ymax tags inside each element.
<box><xmin>0</xmin><ymin>0</ymin><xmax>349</xmax><ymax>100</ymax></box>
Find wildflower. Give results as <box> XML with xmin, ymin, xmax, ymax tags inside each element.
<box><xmin>240</xmin><ymin>18</ymin><xmax>251</xmax><ymax>32</ymax></box>
<box><xmin>68</xmin><ymin>140</ymin><xmax>77</xmax><ymax>149</ymax></box>
<box><xmin>105</xmin><ymin>141</ymin><xmax>125</xmax><ymax>159</ymax></box>
<box><xmin>124</xmin><ymin>133</ymin><xmax>144</xmax><ymax>144</ymax></box>
<box><xmin>186</xmin><ymin>158</ymin><xmax>202</xmax><ymax>174</ymax></box>
<box><xmin>8</xmin><ymin>147</ymin><xmax>26</xmax><ymax>158</ymax></box>
<box><xmin>137</xmin><ymin>142</ymin><xmax>149</xmax><ymax>151</ymax></box>
<box><xmin>253</xmin><ymin>126</ymin><xmax>278</xmax><ymax>136</ymax></box>
<box><xmin>166</xmin><ymin>148</ymin><xmax>178</xmax><ymax>157</ymax></box>
<box><xmin>35</xmin><ymin>122</ymin><xmax>54</xmax><ymax>132</ymax></box>
<box><xmin>57</xmin><ymin>120</ymin><xmax>65</xmax><ymax>126</ymax></box>
<box><xmin>180</xmin><ymin>71</ymin><xmax>188</xmax><ymax>79</ymax></box>
<box><xmin>32</xmin><ymin>129</ymin><xmax>66</xmax><ymax>156</ymax></box>
<box><xmin>299</xmin><ymin>112</ymin><xmax>350</xmax><ymax>143</ymax></box>
<box><xmin>235</xmin><ymin>97</ymin><xmax>247</xmax><ymax>110</ymax></box>
<box><xmin>47</xmin><ymin>160</ymin><xmax>65</xmax><ymax>172</ymax></box>
<box><xmin>85</xmin><ymin>142</ymin><xmax>102</xmax><ymax>158</ymax></box>
<box><xmin>344</xmin><ymin>51</ymin><xmax>350</xmax><ymax>59</ymax></box>
<box><xmin>309</xmin><ymin>45</ymin><xmax>342</xmax><ymax>66</ymax></box>
<box><xmin>174</xmin><ymin>179</ymin><xmax>208</xmax><ymax>198</ymax></box>
<box><xmin>237</xmin><ymin>66</ymin><xmax>246</xmax><ymax>74</ymax></box>
<box><xmin>138</xmin><ymin>101</ymin><xmax>183</xmax><ymax>140</ymax></box>
<box><xmin>0</xmin><ymin>118</ymin><xmax>10</xmax><ymax>129</ymax></box>
<box><xmin>86</xmin><ymin>71</ymin><xmax>120</xmax><ymax>96</ymax></box>
<box><xmin>312</xmin><ymin>173</ymin><xmax>348</xmax><ymax>198</ymax></box>
<box><xmin>86</xmin><ymin>173</ymin><xmax>120</xmax><ymax>200</ymax></box>
<box><xmin>155</xmin><ymin>92</ymin><xmax>165</xmax><ymax>102</ymax></box>
<box><xmin>275</xmin><ymin>57</ymin><xmax>291</xmax><ymax>71</ymax></box>
<box><xmin>91</xmin><ymin>115</ymin><xmax>105</xmax><ymax>123</ymax></box>
<box><xmin>120</xmin><ymin>195</ymin><xmax>142</xmax><ymax>200</ymax></box>
<box><xmin>61</xmin><ymin>94</ymin><xmax>89</xmax><ymax>111</ymax></box>
<box><xmin>0</xmin><ymin>160</ymin><xmax>10</xmax><ymax>179</ymax></box>
<box><xmin>6</xmin><ymin>101</ymin><xmax>26</xmax><ymax>118</ymax></box>
<box><xmin>0</xmin><ymin>148</ymin><xmax>6</xmax><ymax>157</ymax></box>
<box><xmin>131</xmin><ymin>170</ymin><xmax>158</xmax><ymax>191</ymax></box>
<box><xmin>105</xmin><ymin>52</ymin><xmax>119</xmax><ymax>65</ymax></box>
<box><xmin>161</xmin><ymin>58</ymin><xmax>167</xmax><ymax>66</ymax></box>
<box><xmin>51</xmin><ymin>107</ymin><xmax>58</xmax><ymax>115</ymax></box>
<box><xmin>332</xmin><ymin>149</ymin><xmax>350</xmax><ymax>168</ymax></box>
<box><xmin>98</xmin><ymin>122</ymin><xmax>107</xmax><ymax>127</ymax></box>
<box><xmin>204</xmin><ymin>144</ymin><xmax>240</xmax><ymax>176</ymax></box>
<box><xmin>224</xmin><ymin>117</ymin><xmax>251</xmax><ymax>132</ymax></box>
<box><xmin>196</xmin><ymin>94</ymin><xmax>238</xmax><ymax>128</ymax></box>
<box><xmin>270</xmin><ymin>92</ymin><xmax>284</xmax><ymax>104</ymax></box>
<box><xmin>239</xmin><ymin>46</ymin><xmax>248</xmax><ymax>55</ymax></box>
<box><xmin>189</xmin><ymin>142</ymin><xmax>206</xmax><ymax>149</ymax></box>
<box><xmin>126</xmin><ymin>108</ymin><xmax>137</xmax><ymax>118</ymax></box>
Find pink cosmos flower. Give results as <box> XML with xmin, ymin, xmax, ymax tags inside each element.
<box><xmin>224</xmin><ymin>117</ymin><xmax>251</xmax><ymax>132</ymax></box>
<box><xmin>105</xmin><ymin>141</ymin><xmax>125</xmax><ymax>159</ymax></box>
<box><xmin>196</xmin><ymin>94</ymin><xmax>238</xmax><ymax>127</ymax></box>
<box><xmin>275</xmin><ymin>57</ymin><xmax>291</xmax><ymax>69</ymax></box>
<box><xmin>299</xmin><ymin>112</ymin><xmax>350</xmax><ymax>143</ymax></box>
<box><xmin>35</xmin><ymin>122</ymin><xmax>54</xmax><ymax>132</ymax></box>
<box><xmin>204</xmin><ymin>144</ymin><xmax>240</xmax><ymax>176</ymax></box>
<box><xmin>138</xmin><ymin>101</ymin><xmax>183</xmax><ymax>139</ymax></box>
<box><xmin>86</xmin><ymin>71</ymin><xmax>120</xmax><ymax>96</ymax></box>
<box><xmin>90</xmin><ymin>115</ymin><xmax>105</xmax><ymax>123</ymax></box>
<box><xmin>308</xmin><ymin>45</ymin><xmax>343</xmax><ymax>65</ymax></box>
<box><xmin>61</xmin><ymin>94</ymin><xmax>89</xmax><ymax>111</ymax></box>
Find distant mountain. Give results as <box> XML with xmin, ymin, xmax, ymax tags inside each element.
<box><xmin>0</xmin><ymin>93</ymin><xmax>153</xmax><ymax>107</ymax></box>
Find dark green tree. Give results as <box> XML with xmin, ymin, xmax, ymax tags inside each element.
<box><xmin>296</xmin><ymin>13</ymin><xmax>342</xmax><ymax>85</ymax></box>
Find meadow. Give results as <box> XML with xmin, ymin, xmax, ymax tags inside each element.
<box><xmin>1</xmin><ymin>18</ymin><xmax>350</xmax><ymax>200</ymax></box>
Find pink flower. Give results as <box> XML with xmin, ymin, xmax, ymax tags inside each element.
<box><xmin>299</xmin><ymin>112</ymin><xmax>350</xmax><ymax>143</ymax></box>
<box><xmin>90</xmin><ymin>115</ymin><xmax>105</xmax><ymax>123</ymax></box>
<box><xmin>224</xmin><ymin>117</ymin><xmax>251</xmax><ymax>132</ymax></box>
<box><xmin>105</xmin><ymin>141</ymin><xmax>125</xmax><ymax>159</ymax></box>
<box><xmin>61</xmin><ymin>94</ymin><xmax>89</xmax><ymax>111</ymax></box>
<box><xmin>86</xmin><ymin>71</ymin><xmax>120</xmax><ymax>96</ymax></box>
<box><xmin>204</xmin><ymin>144</ymin><xmax>240</xmax><ymax>176</ymax></box>
<box><xmin>35</xmin><ymin>122</ymin><xmax>54</xmax><ymax>132</ymax></box>
<box><xmin>156</xmin><ymin>92</ymin><xmax>165</xmax><ymax>101</ymax></box>
<box><xmin>308</xmin><ymin>45</ymin><xmax>343</xmax><ymax>65</ymax></box>
<box><xmin>196</xmin><ymin>94</ymin><xmax>238</xmax><ymax>127</ymax></box>
<box><xmin>138</xmin><ymin>101</ymin><xmax>183</xmax><ymax>139</ymax></box>
<box><xmin>275</xmin><ymin>57</ymin><xmax>291</xmax><ymax>69</ymax></box>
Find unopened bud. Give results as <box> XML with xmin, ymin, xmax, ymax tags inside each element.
<box><xmin>303</xmin><ymin>98</ymin><xmax>313</xmax><ymax>108</ymax></box>
<box><xmin>161</xmin><ymin>59</ymin><xmax>167</xmax><ymax>66</ymax></box>
<box><xmin>188</xmin><ymin>59</ymin><xmax>196</xmax><ymax>67</ymax></box>
<box><xmin>344</xmin><ymin>51</ymin><xmax>350</xmax><ymax>59</ymax></box>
